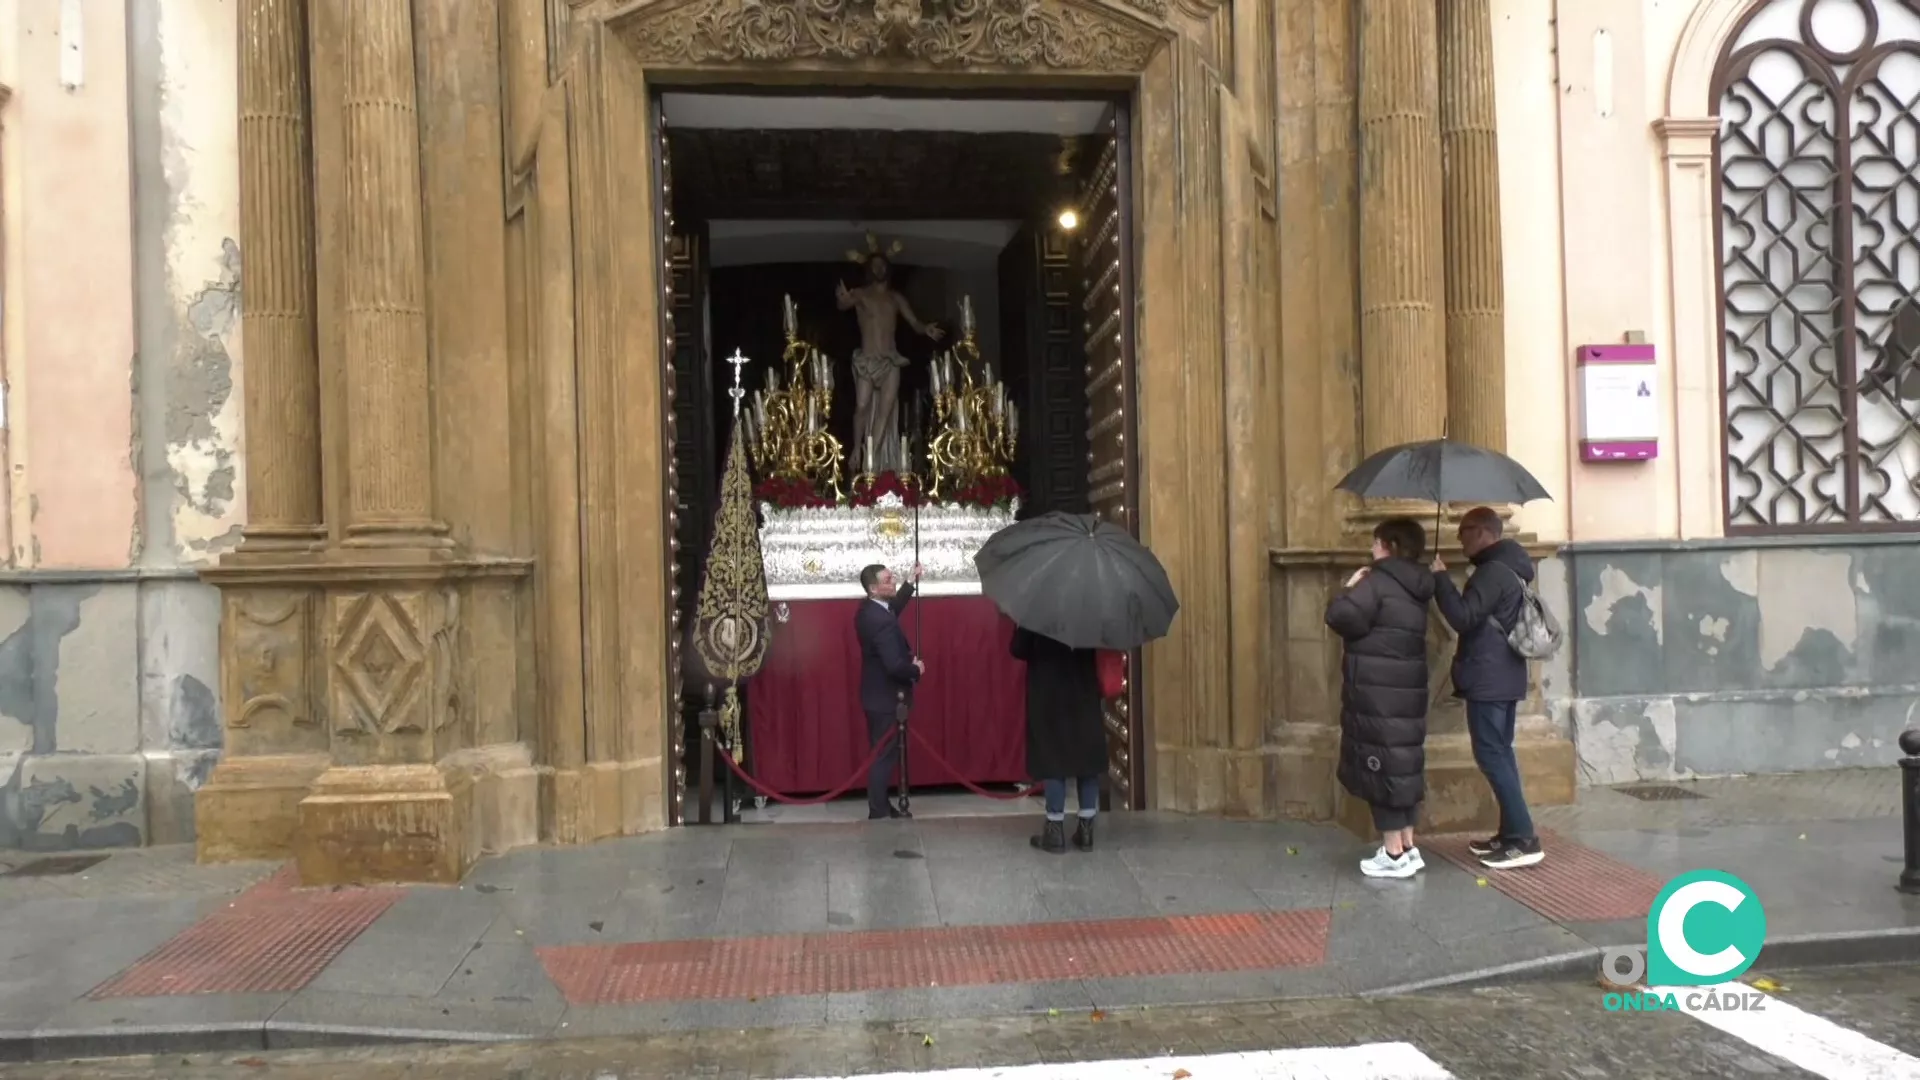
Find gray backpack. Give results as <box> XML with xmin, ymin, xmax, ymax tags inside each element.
<box><xmin>1485</xmin><ymin>561</ymin><xmax>1563</xmax><ymax>660</ymax></box>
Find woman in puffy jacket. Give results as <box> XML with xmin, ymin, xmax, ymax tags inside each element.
<box><xmin>1324</xmin><ymin>517</ymin><xmax>1436</xmax><ymax>879</ymax></box>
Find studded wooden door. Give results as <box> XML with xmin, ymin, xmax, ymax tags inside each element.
<box><xmin>999</xmin><ymin>224</ymin><xmax>1089</xmax><ymax>516</ymax></box>
<box><xmin>1078</xmin><ymin>105</ymin><xmax>1144</xmax><ymax>810</ymax></box>
<box><xmin>654</xmin><ymin>101</ymin><xmax>712</xmax><ymax>823</ymax></box>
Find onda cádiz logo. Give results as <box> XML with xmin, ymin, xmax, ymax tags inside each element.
<box><xmin>1600</xmin><ymin>869</ymin><xmax>1769</xmax><ymax>1013</ymax></box>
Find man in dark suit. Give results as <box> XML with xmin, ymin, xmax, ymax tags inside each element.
<box><xmin>855</xmin><ymin>562</ymin><xmax>923</xmax><ymax>819</ymax></box>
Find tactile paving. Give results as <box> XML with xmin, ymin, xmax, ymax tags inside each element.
<box><xmin>538</xmin><ymin>908</ymin><xmax>1331</xmax><ymax>1004</ymax></box>
<box><xmin>88</xmin><ymin>866</ymin><xmax>402</xmax><ymax>998</ymax></box>
<box><xmin>1425</xmin><ymin>832</ymin><xmax>1665</xmax><ymax>923</ymax></box>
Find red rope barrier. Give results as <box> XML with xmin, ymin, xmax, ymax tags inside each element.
<box><xmin>907</xmin><ymin>728</ymin><xmax>1041</xmax><ymax>801</ymax></box>
<box><xmin>717</xmin><ymin>728</ymin><xmax>899</xmax><ymax>806</ymax></box>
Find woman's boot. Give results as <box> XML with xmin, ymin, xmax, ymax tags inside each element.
<box><xmin>1029</xmin><ymin>819</ymin><xmax>1067</xmax><ymax>854</ymax></box>
<box><xmin>1072</xmin><ymin>817</ymin><xmax>1095</xmax><ymax>851</ymax></box>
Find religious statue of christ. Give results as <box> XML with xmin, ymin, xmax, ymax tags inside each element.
<box><xmin>837</xmin><ymin>251</ymin><xmax>944</xmax><ymax>474</ymax></box>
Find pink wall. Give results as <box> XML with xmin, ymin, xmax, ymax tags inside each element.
<box><xmin>8</xmin><ymin>0</ymin><xmax>138</xmax><ymax>568</ymax></box>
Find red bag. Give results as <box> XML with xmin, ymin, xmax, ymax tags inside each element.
<box><xmin>1095</xmin><ymin>650</ymin><xmax>1127</xmax><ymax>700</ymax></box>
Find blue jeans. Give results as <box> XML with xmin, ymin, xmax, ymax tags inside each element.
<box><xmin>1466</xmin><ymin>700</ymin><xmax>1535</xmax><ymax>841</ymax></box>
<box><xmin>1043</xmin><ymin>776</ymin><xmax>1101</xmax><ymax>821</ymax></box>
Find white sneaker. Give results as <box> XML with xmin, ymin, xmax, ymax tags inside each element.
<box><xmin>1359</xmin><ymin>846</ymin><xmax>1422</xmax><ymax>879</ymax></box>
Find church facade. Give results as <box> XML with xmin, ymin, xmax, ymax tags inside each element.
<box><xmin>0</xmin><ymin>0</ymin><xmax>1913</xmax><ymax>882</ymax></box>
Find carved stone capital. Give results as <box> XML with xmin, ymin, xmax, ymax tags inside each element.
<box><xmin>1653</xmin><ymin>116</ymin><xmax>1722</xmax><ymax>161</ymax></box>
<box><xmin>613</xmin><ymin>0</ymin><xmax>1167</xmax><ymax>72</ymax></box>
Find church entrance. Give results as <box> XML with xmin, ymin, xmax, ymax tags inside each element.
<box><xmin>656</xmin><ymin>90</ymin><xmax>1146</xmax><ymax>823</ymax></box>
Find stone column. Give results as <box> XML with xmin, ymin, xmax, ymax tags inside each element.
<box><xmin>237</xmin><ymin>0</ymin><xmax>323</xmax><ymax>546</ymax></box>
<box><xmin>1439</xmin><ymin>0</ymin><xmax>1507</xmax><ymax>453</ymax></box>
<box><xmin>341</xmin><ymin>0</ymin><xmax>442</xmax><ymax>544</ymax></box>
<box><xmin>1357</xmin><ymin>0</ymin><xmax>1446</xmax><ymax>455</ymax></box>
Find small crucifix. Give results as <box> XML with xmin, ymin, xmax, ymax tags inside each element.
<box><xmin>726</xmin><ymin>349</ymin><xmax>749</xmax><ymax>418</ymax></box>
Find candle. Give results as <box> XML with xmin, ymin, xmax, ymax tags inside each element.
<box><xmin>984</xmin><ymin>362</ymin><xmax>995</xmax><ymax>387</ymax></box>
<box><xmin>960</xmin><ymin>296</ymin><xmax>975</xmax><ymax>338</ymax></box>
<box><xmin>783</xmin><ymin>294</ymin><xmax>797</xmax><ymax>339</ymax></box>
<box><xmin>941</xmin><ymin>354</ymin><xmax>955</xmax><ymax>387</ymax></box>
<box><xmin>866</xmin><ymin>435</ymin><xmax>876</xmax><ymax>472</ymax></box>
<box><xmin>806</xmin><ymin>396</ymin><xmax>820</xmax><ymax>434</ymax></box>
<box><xmin>1007</xmin><ymin>409</ymin><xmax>1019</xmax><ymax>446</ymax></box>
<box><xmin>753</xmin><ymin>390</ymin><xmax>767</xmax><ymax>429</ymax></box>
<box><xmin>930</xmin><ymin>362</ymin><xmax>944</xmax><ymax>396</ymax></box>
<box><xmin>765</xmin><ymin>367</ymin><xmax>778</xmax><ymax>391</ymax></box>
<box><xmin>956</xmin><ymin>404</ymin><xmax>971</xmax><ymax>434</ymax></box>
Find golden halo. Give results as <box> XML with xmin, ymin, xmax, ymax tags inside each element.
<box><xmin>846</xmin><ymin>232</ymin><xmax>906</xmax><ymax>263</ymax></box>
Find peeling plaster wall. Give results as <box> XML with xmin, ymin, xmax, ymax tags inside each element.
<box><xmin>1548</xmin><ymin>539</ymin><xmax>1920</xmax><ymax>786</ymax></box>
<box><xmin>132</xmin><ymin>0</ymin><xmax>244</xmax><ymax>563</ymax></box>
<box><xmin>0</xmin><ymin>1</ymin><xmax>234</xmax><ymax>852</ymax></box>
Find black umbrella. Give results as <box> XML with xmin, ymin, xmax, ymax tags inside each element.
<box><xmin>1336</xmin><ymin>438</ymin><xmax>1552</xmax><ymax>506</ymax></box>
<box><xmin>972</xmin><ymin>511</ymin><xmax>1179</xmax><ymax>651</ymax></box>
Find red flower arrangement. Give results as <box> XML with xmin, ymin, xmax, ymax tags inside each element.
<box><xmin>753</xmin><ymin>476</ymin><xmax>833</xmax><ymax>510</ymax></box>
<box><xmin>849</xmin><ymin>471</ymin><xmax>928</xmax><ymax>509</ymax></box>
<box><xmin>949</xmin><ymin>474</ymin><xmax>1023</xmax><ymax>510</ymax></box>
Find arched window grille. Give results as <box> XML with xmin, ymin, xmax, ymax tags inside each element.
<box><xmin>1717</xmin><ymin>0</ymin><xmax>1920</xmax><ymax>531</ymax></box>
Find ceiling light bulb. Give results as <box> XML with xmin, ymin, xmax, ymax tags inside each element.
<box><xmin>1057</xmin><ymin>209</ymin><xmax>1080</xmax><ymax>230</ymax></box>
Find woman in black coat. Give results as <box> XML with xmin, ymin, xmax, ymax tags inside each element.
<box><xmin>1009</xmin><ymin>627</ymin><xmax>1107</xmax><ymax>854</ymax></box>
<box><xmin>1324</xmin><ymin>517</ymin><xmax>1436</xmax><ymax>879</ymax></box>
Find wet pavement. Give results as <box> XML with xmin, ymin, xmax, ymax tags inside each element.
<box><xmin>0</xmin><ymin>770</ymin><xmax>1915</xmax><ymax>1063</ymax></box>
<box><xmin>2</xmin><ymin>963</ymin><xmax>1916</xmax><ymax>1078</ymax></box>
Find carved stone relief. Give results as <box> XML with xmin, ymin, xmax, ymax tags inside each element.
<box><xmin>430</xmin><ymin>587</ymin><xmax>463</xmax><ymax>735</ymax></box>
<box><xmin>330</xmin><ymin>591</ymin><xmax>431</xmax><ymax>737</ymax></box>
<box><xmin>228</xmin><ymin>591</ymin><xmax>314</xmax><ymax>731</ymax></box>
<box><xmin>616</xmin><ymin>0</ymin><xmax>1164</xmax><ymax>71</ymax></box>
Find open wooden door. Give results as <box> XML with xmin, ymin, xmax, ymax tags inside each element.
<box><xmin>663</xmin><ymin>112</ymin><xmax>722</xmax><ymax>821</ymax></box>
<box><xmin>1078</xmin><ymin>105</ymin><xmax>1144</xmax><ymax>809</ymax></box>
<box><xmin>654</xmin><ymin>102</ymin><xmax>715</xmax><ymax>824</ymax></box>
<box><xmin>998</xmin><ymin>224</ymin><xmax>1088</xmax><ymax>516</ymax></box>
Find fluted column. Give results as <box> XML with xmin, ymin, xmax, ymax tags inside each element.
<box><xmin>341</xmin><ymin>0</ymin><xmax>442</xmax><ymax>542</ymax></box>
<box><xmin>1440</xmin><ymin>0</ymin><xmax>1507</xmax><ymax>452</ymax></box>
<box><xmin>1357</xmin><ymin>0</ymin><xmax>1446</xmax><ymax>454</ymax></box>
<box><xmin>238</xmin><ymin>0</ymin><xmax>323</xmax><ymax>546</ymax></box>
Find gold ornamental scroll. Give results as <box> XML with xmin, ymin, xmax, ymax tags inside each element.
<box><xmin>692</xmin><ymin>415</ymin><xmax>773</xmax><ymax>761</ymax></box>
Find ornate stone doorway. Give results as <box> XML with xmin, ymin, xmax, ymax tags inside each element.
<box><xmin>556</xmin><ymin>0</ymin><xmax>1290</xmax><ymax>837</ymax></box>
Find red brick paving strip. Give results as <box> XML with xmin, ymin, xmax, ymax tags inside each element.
<box><xmin>538</xmin><ymin>909</ymin><xmax>1331</xmax><ymax>1004</ymax></box>
<box><xmin>1425</xmin><ymin>832</ymin><xmax>1665</xmax><ymax>923</ymax></box>
<box><xmin>89</xmin><ymin>866</ymin><xmax>403</xmax><ymax>998</ymax></box>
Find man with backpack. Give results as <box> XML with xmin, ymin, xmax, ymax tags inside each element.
<box><xmin>1431</xmin><ymin>506</ymin><xmax>1552</xmax><ymax>869</ymax></box>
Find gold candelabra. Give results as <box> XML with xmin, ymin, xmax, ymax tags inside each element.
<box><xmin>926</xmin><ymin>295</ymin><xmax>1017</xmax><ymax>500</ymax></box>
<box><xmin>746</xmin><ymin>295</ymin><xmax>845</xmax><ymax>500</ymax></box>
<box><xmin>850</xmin><ymin>398</ymin><xmax>924</xmax><ymax>499</ymax></box>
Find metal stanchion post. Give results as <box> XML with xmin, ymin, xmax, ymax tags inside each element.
<box><xmin>698</xmin><ymin>686</ymin><xmax>718</xmax><ymax>825</ymax></box>
<box><xmin>1900</xmin><ymin>728</ymin><xmax>1920</xmax><ymax>895</ymax></box>
<box><xmin>713</xmin><ymin>682</ymin><xmax>743</xmax><ymax>825</ymax></box>
<box><xmin>896</xmin><ymin>688</ymin><xmax>913</xmax><ymax>819</ymax></box>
